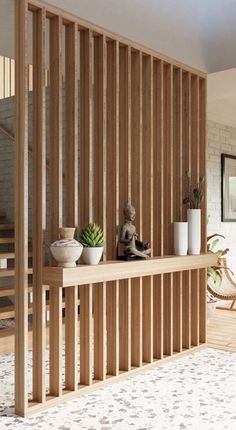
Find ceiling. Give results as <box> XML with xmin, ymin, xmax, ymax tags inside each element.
<box><xmin>208</xmin><ymin>68</ymin><xmax>236</xmax><ymax>128</ymax></box>
<box><xmin>1</xmin><ymin>0</ymin><xmax>236</xmax><ymax>73</ymax></box>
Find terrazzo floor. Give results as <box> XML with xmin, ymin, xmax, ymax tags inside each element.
<box><xmin>1</xmin><ymin>347</ymin><xmax>236</xmax><ymax>430</ymax></box>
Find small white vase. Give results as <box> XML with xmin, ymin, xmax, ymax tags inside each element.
<box><xmin>82</xmin><ymin>247</ymin><xmax>104</xmax><ymax>265</ymax></box>
<box><xmin>174</xmin><ymin>222</ymin><xmax>188</xmax><ymax>256</ymax></box>
<box><xmin>187</xmin><ymin>209</ymin><xmax>201</xmax><ymax>255</ymax></box>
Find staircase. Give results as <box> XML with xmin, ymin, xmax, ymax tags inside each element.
<box><xmin>0</xmin><ymin>210</ymin><xmax>33</xmax><ymax>334</ymax></box>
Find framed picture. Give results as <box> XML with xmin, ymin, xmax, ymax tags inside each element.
<box><xmin>221</xmin><ymin>153</ymin><xmax>236</xmax><ymax>221</ymax></box>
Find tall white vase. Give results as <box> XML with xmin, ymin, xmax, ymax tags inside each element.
<box><xmin>174</xmin><ymin>222</ymin><xmax>188</xmax><ymax>256</ymax></box>
<box><xmin>187</xmin><ymin>209</ymin><xmax>201</xmax><ymax>255</ymax></box>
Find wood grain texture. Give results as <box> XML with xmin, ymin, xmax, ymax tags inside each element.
<box><xmin>119</xmin><ymin>45</ymin><xmax>131</xmax><ymax>372</ymax></box>
<box><xmin>173</xmin><ymin>68</ymin><xmax>182</xmax><ymax>352</ymax></box>
<box><xmin>14</xmin><ymin>0</ymin><xmax>207</xmax><ymax>416</ymax></box>
<box><xmin>163</xmin><ymin>63</ymin><xmax>173</xmax><ymax>356</ymax></box>
<box><xmin>80</xmin><ymin>284</ymin><xmax>92</xmax><ymax>385</ymax></box>
<box><xmin>64</xmin><ymin>22</ymin><xmax>79</xmax><ymax>392</ymax></box>
<box><xmin>199</xmin><ymin>78</ymin><xmax>207</xmax><ymax>343</ymax></box>
<box><xmin>142</xmin><ymin>55</ymin><xmax>153</xmax><ymax>363</ymax></box>
<box><xmin>49</xmin><ymin>15</ymin><xmax>63</xmax><ymax>244</ymax></box>
<box><xmin>93</xmin><ymin>35</ymin><xmax>107</xmax><ymax>380</ymax></box>
<box><xmin>182</xmin><ymin>72</ymin><xmax>191</xmax><ymax>350</ymax></box>
<box><xmin>190</xmin><ymin>75</ymin><xmax>200</xmax><ymax>346</ymax></box>
<box><xmin>106</xmin><ymin>40</ymin><xmax>119</xmax><ymax>376</ymax></box>
<box><xmin>42</xmin><ymin>254</ymin><xmax>216</xmax><ymax>287</ymax></box>
<box><xmin>80</xmin><ymin>29</ymin><xmax>93</xmax><ymax>225</ymax></box>
<box><xmin>49</xmin><ymin>287</ymin><xmax>62</xmax><ymax>396</ymax></box>
<box><xmin>32</xmin><ymin>7</ymin><xmax>46</xmax><ymax>403</ymax></box>
<box><xmin>131</xmin><ymin>50</ymin><xmax>142</xmax><ymax>367</ymax></box>
<box><xmin>153</xmin><ymin>60</ymin><xmax>164</xmax><ymax>359</ymax></box>
<box><xmin>15</xmin><ymin>0</ymin><xmax>29</xmax><ymax>416</ymax></box>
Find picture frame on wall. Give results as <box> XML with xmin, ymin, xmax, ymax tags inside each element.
<box><xmin>221</xmin><ymin>153</ymin><xmax>236</xmax><ymax>222</ymax></box>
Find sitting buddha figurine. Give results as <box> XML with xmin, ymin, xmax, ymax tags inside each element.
<box><xmin>119</xmin><ymin>203</ymin><xmax>151</xmax><ymax>260</ymax></box>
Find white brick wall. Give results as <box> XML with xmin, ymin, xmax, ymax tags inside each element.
<box><xmin>207</xmin><ymin>120</ymin><xmax>236</xmax><ymax>274</ymax></box>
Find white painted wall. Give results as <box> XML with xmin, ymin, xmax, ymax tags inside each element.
<box><xmin>207</xmin><ymin>120</ymin><xmax>236</xmax><ymax>274</ymax></box>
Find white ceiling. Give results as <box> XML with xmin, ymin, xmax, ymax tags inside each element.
<box><xmin>208</xmin><ymin>68</ymin><xmax>236</xmax><ymax>128</ymax></box>
<box><xmin>1</xmin><ymin>0</ymin><xmax>236</xmax><ymax>74</ymax></box>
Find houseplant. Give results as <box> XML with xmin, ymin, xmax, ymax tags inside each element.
<box><xmin>79</xmin><ymin>223</ymin><xmax>105</xmax><ymax>265</ymax></box>
<box><xmin>207</xmin><ymin>233</ymin><xmax>231</xmax><ymax>318</ymax></box>
<box><xmin>183</xmin><ymin>170</ymin><xmax>205</xmax><ymax>255</ymax></box>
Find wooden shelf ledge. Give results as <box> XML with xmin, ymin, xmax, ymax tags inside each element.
<box><xmin>43</xmin><ymin>253</ymin><xmax>216</xmax><ymax>288</ymax></box>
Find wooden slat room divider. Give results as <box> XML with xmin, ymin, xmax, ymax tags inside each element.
<box><xmin>14</xmin><ymin>0</ymin><xmax>209</xmax><ymax>416</ymax></box>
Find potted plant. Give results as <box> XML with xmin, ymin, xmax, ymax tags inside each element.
<box><xmin>207</xmin><ymin>233</ymin><xmax>231</xmax><ymax>319</ymax></box>
<box><xmin>79</xmin><ymin>223</ymin><xmax>105</xmax><ymax>265</ymax></box>
<box><xmin>183</xmin><ymin>170</ymin><xmax>205</xmax><ymax>255</ymax></box>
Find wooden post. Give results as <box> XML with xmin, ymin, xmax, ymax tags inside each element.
<box><xmin>64</xmin><ymin>22</ymin><xmax>79</xmax><ymax>392</ymax></box>
<box><xmin>15</xmin><ymin>0</ymin><xmax>29</xmax><ymax>416</ymax></box>
<box><xmin>32</xmin><ymin>7</ymin><xmax>46</xmax><ymax>403</ymax></box>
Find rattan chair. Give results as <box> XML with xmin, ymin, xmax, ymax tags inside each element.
<box><xmin>207</xmin><ymin>258</ymin><xmax>236</xmax><ymax>311</ymax></box>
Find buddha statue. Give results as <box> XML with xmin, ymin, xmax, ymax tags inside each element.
<box><xmin>119</xmin><ymin>203</ymin><xmax>151</xmax><ymax>260</ymax></box>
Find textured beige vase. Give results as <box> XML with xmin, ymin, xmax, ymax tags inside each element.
<box><xmin>50</xmin><ymin>227</ymin><xmax>83</xmax><ymax>267</ymax></box>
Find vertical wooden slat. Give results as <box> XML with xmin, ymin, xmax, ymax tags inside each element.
<box><xmin>49</xmin><ymin>15</ymin><xmax>63</xmax><ymax>397</ymax></box>
<box><xmin>32</xmin><ymin>7</ymin><xmax>46</xmax><ymax>403</ymax></box>
<box><xmin>80</xmin><ymin>284</ymin><xmax>92</xmax><ymax>385</ymax></box>
<box><xmin>106</xmin><ymin>40</ymin><xmax>119</xmax><ymax>376</ymax></box>
<box><xmin>142</xmin><ymin>54</ymin><xmax>153</xmax><ymax>363</ymax></box>
<box><xmin>119</xmin><ymin>44</ymin><xmax>131</xmax><ymax>371</ymax></box>
<box><xmin>173</xmin><ymin>68</ymin><xmax>183</xmax><ymax>352</ymax></box>
<box><xmin>131</xmin><ymin>50</ymin><xmax>142</xmax><ymax>367</ymax></box>
<box><xmin>49</xmin><ymin>287</ymin><xmax>62</xmax><ymax>396</ymax></box>
<box><xmin>93</xmin><ymin>34</ymin><xmax>107</xmax><ymax>380</ymax></box>
<box><xmin>79</xmin><ymin>28</ymin><xmax>93</xmax><ymax>386</ymax></box>
<box><xmin>163</xmin><ymin>63</ymin><xmax>173</xmax><ymax>356</ymax></box>
<box><xmin>182</xmin><ymin>72</ymin><xmax>191</xmax><ymax>349</ymax></box>
<box><xmin>80</xmin><ymin>29</ymin><xmax>93</xmax><ymax>225</ymax></box>
<box><xmin>199</xmin><ymin>78</ymin><xmax>207</xmax><ymax>343</ymax></box>
<box><xmin>191</xmin><ymin>75</ymin><xmax>200</xmax><ymax>346</ymax></box>
<box><xmin>15</xmin><ymin>0</ymin><xmax>28</xmax><ymax>416</ymax></box>
<box><xmin>64</xmin><ymin>22</ymin><xmax>79</xmax><ymax>391</ymax></box>
<box><xmin>153</xmin><ymin>60</ymin><xmax>164</xmax><ymax>359</ymax></box>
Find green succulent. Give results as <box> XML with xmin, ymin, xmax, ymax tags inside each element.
<box><xmin>79</xmin><ymin>223</ymin><xmax>105</xmax><ymax>247</ymax></box>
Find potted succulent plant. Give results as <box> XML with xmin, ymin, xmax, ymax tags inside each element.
<box><xmin>183</xmin><ymin>170</ymin><xmax>205</xmax><ymax>255</ymax></box>
<box><xmin>79</xmin><ymin>223</ymin><xmax>105</xmax><ymax>265</ymax></box>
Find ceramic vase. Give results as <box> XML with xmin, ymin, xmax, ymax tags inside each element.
<box><xmin>81</xmin><ymin>247</ymin><xmax>104</xmax><ymax>265</ymax></box>
<box><xmin>174</xmin><ymin>222</ymin><xmax>188</xmax><ymax>256</ymax></box>
<box><xmin>50</xmin><ymin>227</ymin><xmax>83</xmax><ymax>268</ymax></box>
<box><xmin>187</xmin><ymin>209</ymin><xmax>201</xmax><ymax>255</ymax></box>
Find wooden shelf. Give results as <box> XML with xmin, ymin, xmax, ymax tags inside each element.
<box><xmin>43</xmin><ymin>253</ymin><xmax>216</xmax><ymax>288</ymax></box>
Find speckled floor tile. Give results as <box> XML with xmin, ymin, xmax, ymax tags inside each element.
<box><xmin>0</xmin><ymin>347</ymin><xmax>236</xmax><ymax>429</ymax></box>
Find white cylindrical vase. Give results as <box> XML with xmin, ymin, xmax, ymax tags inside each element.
<box><xmin>174</xmin><ymin>222</ymin><xmax>188</xmax><ymax>256</ymax></box>
<box><xmin>187</xmin><ymin>209</ymin><xmax>201</xmax><ymax>255</ymax></box>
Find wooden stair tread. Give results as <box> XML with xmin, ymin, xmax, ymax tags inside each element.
<box><xmin>0</xmin><ymin>251</ymin><xmax>32</xmax><ymax>259</ymax></box>
<box><xmin>0</xmin><ymin>298</ymin><xmax>80</xmax><ymax>319</ymax></box>
<box><xmin>0</xmin><ymin>224</ymin><xmax>14</xmax><ymax>231</ymax></box>
<box><xmin>0</xmin><ymin>267</ymin><xmax>33</xmax><ymax>277</ymax></box>
<box><xmin>0</xmin><ymin>237</ymin><xmax>15</xmax><ymax>244</ymax></box>
<box><xmin>0</xmin><ymin>211</ymin><xmax>6</xmax><ymax>218</ymax></box>
<box><xmin>0</xmin><ymin>283</ymin><xmax>49</xmax><ymax>297</ymax></box>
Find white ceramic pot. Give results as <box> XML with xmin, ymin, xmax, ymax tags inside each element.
<box><xmin>50</xmin><ymin>239</ymin><xmax>83</xmax><ymax>268</ymax></box>
<box><xmin>174</xmin><ymin>222</ymin><xmax>188</xmax><ymax>256</ymax></box>
<box><xmin>82</xmin><ymin>247</ymin><xmax>103</xmax><ymax>265</ymax></box>
<box><xmin>187</xmin><ymin>209</ymin><xmax>201</xmax><ymax>255</ymax></box>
